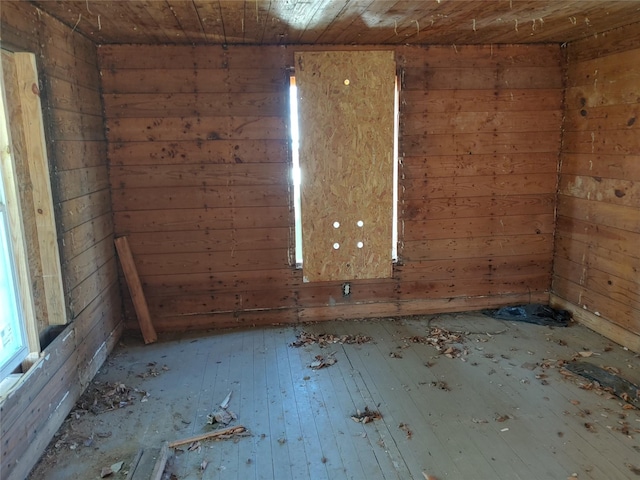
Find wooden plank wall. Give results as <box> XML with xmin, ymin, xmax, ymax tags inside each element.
<box><xmin>99</xmin><ymin>43</ymin><xmax>563</xmax><ymax>332</ymax></box>
<box><xmin>0</xmin><ymin>3</ymin><xmax>122</xmax><ymax>480</ymax></box>
<box><xmin>551</xmin><ymin>23</ymin><xmax>640</xmax><ymax>351</ymax></box>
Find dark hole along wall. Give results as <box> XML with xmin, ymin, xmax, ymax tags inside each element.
<box><xmin>99</xmin><ymin>43</ymin><xmax>564</xmax><ymax>332</ymax></box>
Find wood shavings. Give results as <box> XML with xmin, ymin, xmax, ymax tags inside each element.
<box><xmin>351</xmin><ymin>406</ymin><xmax>382</xmax><ymax>424</ymax></box>
<box><xmin>74</xmin><ymin>381</ymin><xmax>148</xmax><ymax>414</ymax></box>
<box><xmin>309</xmin><ymin>353</ymin><xmax>337</xmax><ymax>369</ymax></box>
<box><xmin>411</xmin><ymin>326</ymin><xmax>466</xmax><ymax>359</ymax></box>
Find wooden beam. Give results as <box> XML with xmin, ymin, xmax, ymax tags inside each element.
<box><xmin>114</xmin><ymin>236</ymin><xmax>157</xmax><ymax>344</ymax></box>
<box><xmin>13</xmin><ymin>52</ymin><xmax>67</xmax><ymax>326</ymax></box>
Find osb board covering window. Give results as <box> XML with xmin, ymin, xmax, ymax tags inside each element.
<box><xmin>295</xmin><ymin>50</ymin><xmax>395</xmax><ymax>282</ymax></box>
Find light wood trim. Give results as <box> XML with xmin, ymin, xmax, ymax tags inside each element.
<box><xmin>0</xmin><ymin>51</ymin><xmax>39</xmax><ymax>354</ymax></box>
<box><xmin>114</xmin><ymin>236</ymin><xmax>157</xmax><ymax>344</ymax></box>
<box><xmin>13</xmin><ymin>52</ymin><xmax>67</xmax><ymax>326</ymax></box>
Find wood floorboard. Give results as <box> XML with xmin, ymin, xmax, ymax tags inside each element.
<box><xmin>325</xmin><ymin>324</ymin><xmax>407</xmax><ymax>479</ymax></box>
<box><xmin>372</xmin><ymin>320</ymin><xmax>504</xmax><ymax>479</ymax></box>
<box><xmin>453</xmin><ymin>319</ymin><xmax>632</xmax><ymax>480</ymax></box>
<box><xmin>422</xmin><ymin>315</ymin><xmax>619</xmax><ymax>479</ymax></box>
<box><xmin>26</xmin><ymin>315</ymin><xmax>640</xmax><ymax>480</ymax></box>
<box><xmin>314</xmin><ymin>344</ymin><xmax>373</xmax><ymax>479</ymax></box>
<box><xmin>339</xmin><ymin>320</ymin><xmax>462</xmax><ymax>479</ymax></box>
<box><xmin>286</xmin><ymin>330</ymin><xmax>333</xmax><ymax>480</ymax></box>
<box><xmin>274</xmin><ymin>329</ymin><xmax>310</xmax><ymax>479</ymax></box>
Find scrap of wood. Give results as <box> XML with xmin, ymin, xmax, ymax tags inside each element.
<box><xmin>124</xmin><ymin>449</ymin><xmax>143</xmax><ymax>480</ymax></box>
<box><xmin>150</xmin><ymin>442</ymin><xmax>169</xmax><ymax>480</ymax></box>
<box><xmin>168</xmin><ymin>425</ymin><xmax>247</xmax><ymax>448</ymax></box>
<box><xmin>114</xmin><ymin>236</ymin><xmax>157</xmax><ymax>344</ymax></box>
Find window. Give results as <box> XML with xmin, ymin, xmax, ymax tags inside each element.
<box><xmin>289</xmin><ymin>76</ymin><xmax>303</xmax><ymax>267</ymax></box>
<box><xmin>0</xmin><ymin>160</ymin><xmax>28</xmax><ymax>381</ymax></box>
<box><xmin>291</xmin><ymin>51</ymin><xmax>398</xmax><ymax>282</ymax></box>
<box><xmin>0</xmin><ymin>51</ymin><xmax>67</xmax><ymax>383</ymax></box>
<box><xmin>0</xmin><ymin>59</ymin><xmax>29</xmax><ymax>381</ymax></box>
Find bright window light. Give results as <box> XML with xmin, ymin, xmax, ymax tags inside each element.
<box><xmin>289</xmin><ymin>77</ymin><xmax>303</xmax><ymax>266</ymax></box>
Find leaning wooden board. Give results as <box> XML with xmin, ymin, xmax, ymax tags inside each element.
<box><xmin>114</xmin><ymin>236</ymin><xmax>157</xmax><ymax>343</ymax></box>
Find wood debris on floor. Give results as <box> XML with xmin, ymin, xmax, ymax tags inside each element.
<box><xmin>207</xmin><ymin>391</ymin><xmax>237</xmax><ymax>425</ymax></box>
<box><xmin>351</xmin><ymin>406</ymin><xmax>383</xmax><ymax>424</ymax></box>
<box><xmin>75</xmin><ymin>381</ymin><xmax>149</xmax><ymax>414</ymax></box>
<box><xmin>563</xmin><ymin>361</ymin><xmax>640</xmax><ymax>409</ymax></box>
<box><xmin>27</xmin><ymin>316</ymin><xmax>640</xmax><ymax>480</ymax></box>
<box><xmin>309</xmin><ymin>353</ymin><xmax>337</xmax><ymax>369</ymax></box>
<box><xmin>402</xmin><ymin>326</ymin><xmax>467</xmax><ymax>359</ymax></box>
<box><xmin>290</xmin><ymin>331</ymin><xmax>372</xmax><ymax>347</ymax></box>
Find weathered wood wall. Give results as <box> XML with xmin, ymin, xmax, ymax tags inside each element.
<box><xmin>0</xmin><ymin>3</ymin><xmax>122</xmax><ymax>479</ymax></box>
<box><xmin>551</xmin><ymin>23</ymin><xmax>640</xmax><ymax>352</ymax></box>
<box><xmin>100</xmin><ymin>43</ymin><xmax>562</xmax><ymax>332</ymax></box>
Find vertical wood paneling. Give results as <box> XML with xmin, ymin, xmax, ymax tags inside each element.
<box><xmin>101</xmin><ymin>43</ymin><xmax>562</xmax><ymax>332</ymax></box>
<box><xmin>551</xmin><ymin>23</ymin><xmax>640</xmax><ymax>350</ymax></box>
<box><xmin>0</xmin><ymin>4</ymin><xmax>121</xmax><ymax>480</ymax></box>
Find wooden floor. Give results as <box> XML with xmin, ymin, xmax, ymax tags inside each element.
<box><xmin>29</xmin><ymin>313</ymin><xmax>640</xmax><ymax>480</ymax></box>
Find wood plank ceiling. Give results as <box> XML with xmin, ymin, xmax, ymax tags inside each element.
<box><xmin>29</xmin><ymin>0</ymin><xmax>640</xmax><ymax>45</ymax></box>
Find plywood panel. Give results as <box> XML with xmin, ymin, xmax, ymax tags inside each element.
<box><xmin>296</xmin><ymin>50</ymin><xmax>396</xmax><ymax>282</ymax></box>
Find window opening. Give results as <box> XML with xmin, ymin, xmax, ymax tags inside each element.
<box><xmin>0</xmin><ymin>71</ymin><xmax>28</xmax><ymax>381</ymax></box>
<box><xmin>392</xmin><ymin>75</ymin><xmax>399</xmax><ymax>262</ymax></box>
<box><xmin>289</xmin><ymin>74</ymin><xmax>400</xmax><ymax>268</ymax></box>
<box><xmin>289</xmin><ymin>76</ymin><xmax>303</xmax><ymax>266</ymax></box>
